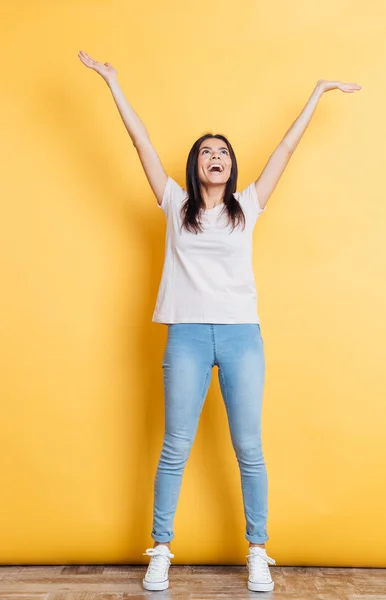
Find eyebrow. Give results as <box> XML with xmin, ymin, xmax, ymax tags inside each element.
<box><xmin>200</xmin><ymin>146</ymin><xmax>229</xmax><ymax>151</ymax></box>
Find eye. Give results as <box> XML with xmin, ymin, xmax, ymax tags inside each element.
<box><xmin>201</xmin><ymin>149</ymin><xmax>228</xmax><ymax>154</ymax></box>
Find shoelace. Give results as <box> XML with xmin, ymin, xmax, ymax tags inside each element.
<box><xmin>246</xmin><ymin>549</ymin><xmax>276</xmax><ymax>581</ymax></box>
<box><xmin>143</xmin><ymin>547</ymin><xmax>175</xmax><ymax>577</ymax></box>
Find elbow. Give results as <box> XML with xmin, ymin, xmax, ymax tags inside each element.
<box><xmin>133</xmin><ymin>135</ymin><xmax>151</xmax><ymax>149</ymax></box>
<box><xmin>281</xmin><ymin>140</ymin><xmax>295</xmax><ymax>155</ymax></box>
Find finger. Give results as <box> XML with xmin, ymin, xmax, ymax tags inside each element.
<box><xmin>83</xmin><ymin>55</ymin><xmax>96</xmax><ymax>67</ymax></box>
<box><xmin>82</xmin><ymin>51</ymin><xmax>96</xmax><ymax>64</ymax></box>
<box><xmin>78</xmin><ymin>54</ymin><xmax>96</xmax><ymax>69</ymax></box>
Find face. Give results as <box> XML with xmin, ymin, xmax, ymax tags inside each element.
<box><xmin>197</xmin><ymin>138</ymin><xmax>232</xmax><ymax>184</ymax></box>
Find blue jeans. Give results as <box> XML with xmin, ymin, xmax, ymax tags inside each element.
<box><xmin>151</xmin><ymin>323</ymin><xmax>269</xmax><ymax>544</ymax></box>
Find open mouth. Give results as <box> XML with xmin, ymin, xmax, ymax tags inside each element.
<box><xmin>208</xmin><ymin>165</ymin><xmax>224</xmax><ymax>174</ymax></box>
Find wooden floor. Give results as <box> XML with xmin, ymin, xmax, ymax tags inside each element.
<box><xmin>0</xmin><ymin>564</ymin><xmax>386</xmax><ymax>599</ymax></box>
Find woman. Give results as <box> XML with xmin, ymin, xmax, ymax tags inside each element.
<box><xmin>78</xmin><ymin>50</ymin><xmax>361</xmax><ymax>593</ymax></box>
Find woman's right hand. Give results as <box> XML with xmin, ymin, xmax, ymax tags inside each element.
<box><xmin>78</xmin><ymin>50</ymin><xmax>118</xmax><ymax>84</ymax></box>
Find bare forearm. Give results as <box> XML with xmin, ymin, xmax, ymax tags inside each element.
<box><xmin>107</xmin><ymin>78</ymin><xmax>150</xmax><ymax>146</ymax></box>
<box><xmin>281</xmin><ymin>83</ymin><xmax>324</xmax><ymax>153</ymax></box>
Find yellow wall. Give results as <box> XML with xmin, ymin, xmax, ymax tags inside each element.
<box><xmin>1</xmin><ymin>0</ymin><xmax>385</xmax><ymax>566</ymax></box>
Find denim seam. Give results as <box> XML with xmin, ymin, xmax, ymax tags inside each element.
<box><xmin>210</xmin><ymin>324</ymin><xmax>217</xmax><ymax>366</ymax></box>
<box><xmin>218</xmin><ymin>366</ymin><xmax>232</xmax><ymax>435</ymax></box>
<box><xmin>200</xmin><ymin>366</ymin><xmax>211</xmax><ymax>407</ymax></box>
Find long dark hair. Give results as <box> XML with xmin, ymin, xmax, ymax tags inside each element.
<box><xmin>181</xmin><ymin>133</ymin><xmax>246</xmax><ymax>234</ymax></box>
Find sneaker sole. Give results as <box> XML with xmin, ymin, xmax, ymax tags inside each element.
<box><xmin>248</xmin><ymin>578</ymin><xmax>275</xmax><ymax>592</ymax></box>
<box><xmin>142</xmin><ymin>577</ymin><xmax>169</xmax><ymax>591</ymax></box>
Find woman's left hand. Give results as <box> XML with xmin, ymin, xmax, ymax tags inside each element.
<box><xmin>316</xmin><ymin>79</ymin><xmax>362</xmax><ymax>93</ymax></box>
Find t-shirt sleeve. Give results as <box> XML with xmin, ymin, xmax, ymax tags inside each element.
<box><xmin>237</xmin><ymin>181</ymin><xmax>266</xmax><ymax>226</ymax></box>
<box><xmin>157</xmin><ymin>175</ymin><xmax>187</xmax><ymax>217</ymax></box>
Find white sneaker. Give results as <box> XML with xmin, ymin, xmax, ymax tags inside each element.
<box><xmin>246</xmin><ymin>546</ymin><xmax>276</xmax><ymax>592</ymax></box>
<box><xmin>142</xmin><ymin>544</ymin><xmax>174</xmax><ymax>591</ymax></box>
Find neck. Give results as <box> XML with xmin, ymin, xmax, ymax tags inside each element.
<box><xmin>200</xmin><ymin>183</ymin><xmax>225</xmax><ymax>209</ymax></box>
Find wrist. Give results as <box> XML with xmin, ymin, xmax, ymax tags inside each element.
<box><xmin>106</xmin><ymin>76</ymin><xmax>119</xmax><ymax>88</ymax></box>
<box><xmin>314</xmin><ymin>80</ymin><xmax>325</xmax><ymax>96</ymax></box>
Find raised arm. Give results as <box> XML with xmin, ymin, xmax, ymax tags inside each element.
<box><xmin>255</xmin><ymin>79</ymin><xmax>362</xmax><ymax>210</ymax></box>
<box><xmin>78</xmin><ymin>50</ymin><xmax>168</xmax><ymax>206</ymax></box>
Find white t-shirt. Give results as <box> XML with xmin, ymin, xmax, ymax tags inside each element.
<box><xmin>152</xmin><ymin>176</ymin><xmax>266</xmax><ymax>324</ymax></box>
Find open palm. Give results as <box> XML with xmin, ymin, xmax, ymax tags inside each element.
<box><xmin>318</xmin><ymin>79</ymin><xmax>362</xmax><ymax>93</ymax></box>
<box><xmin>78</xmin><ymin>50</ymin><xmax>117</xmax><ymax>83</ymax></box>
